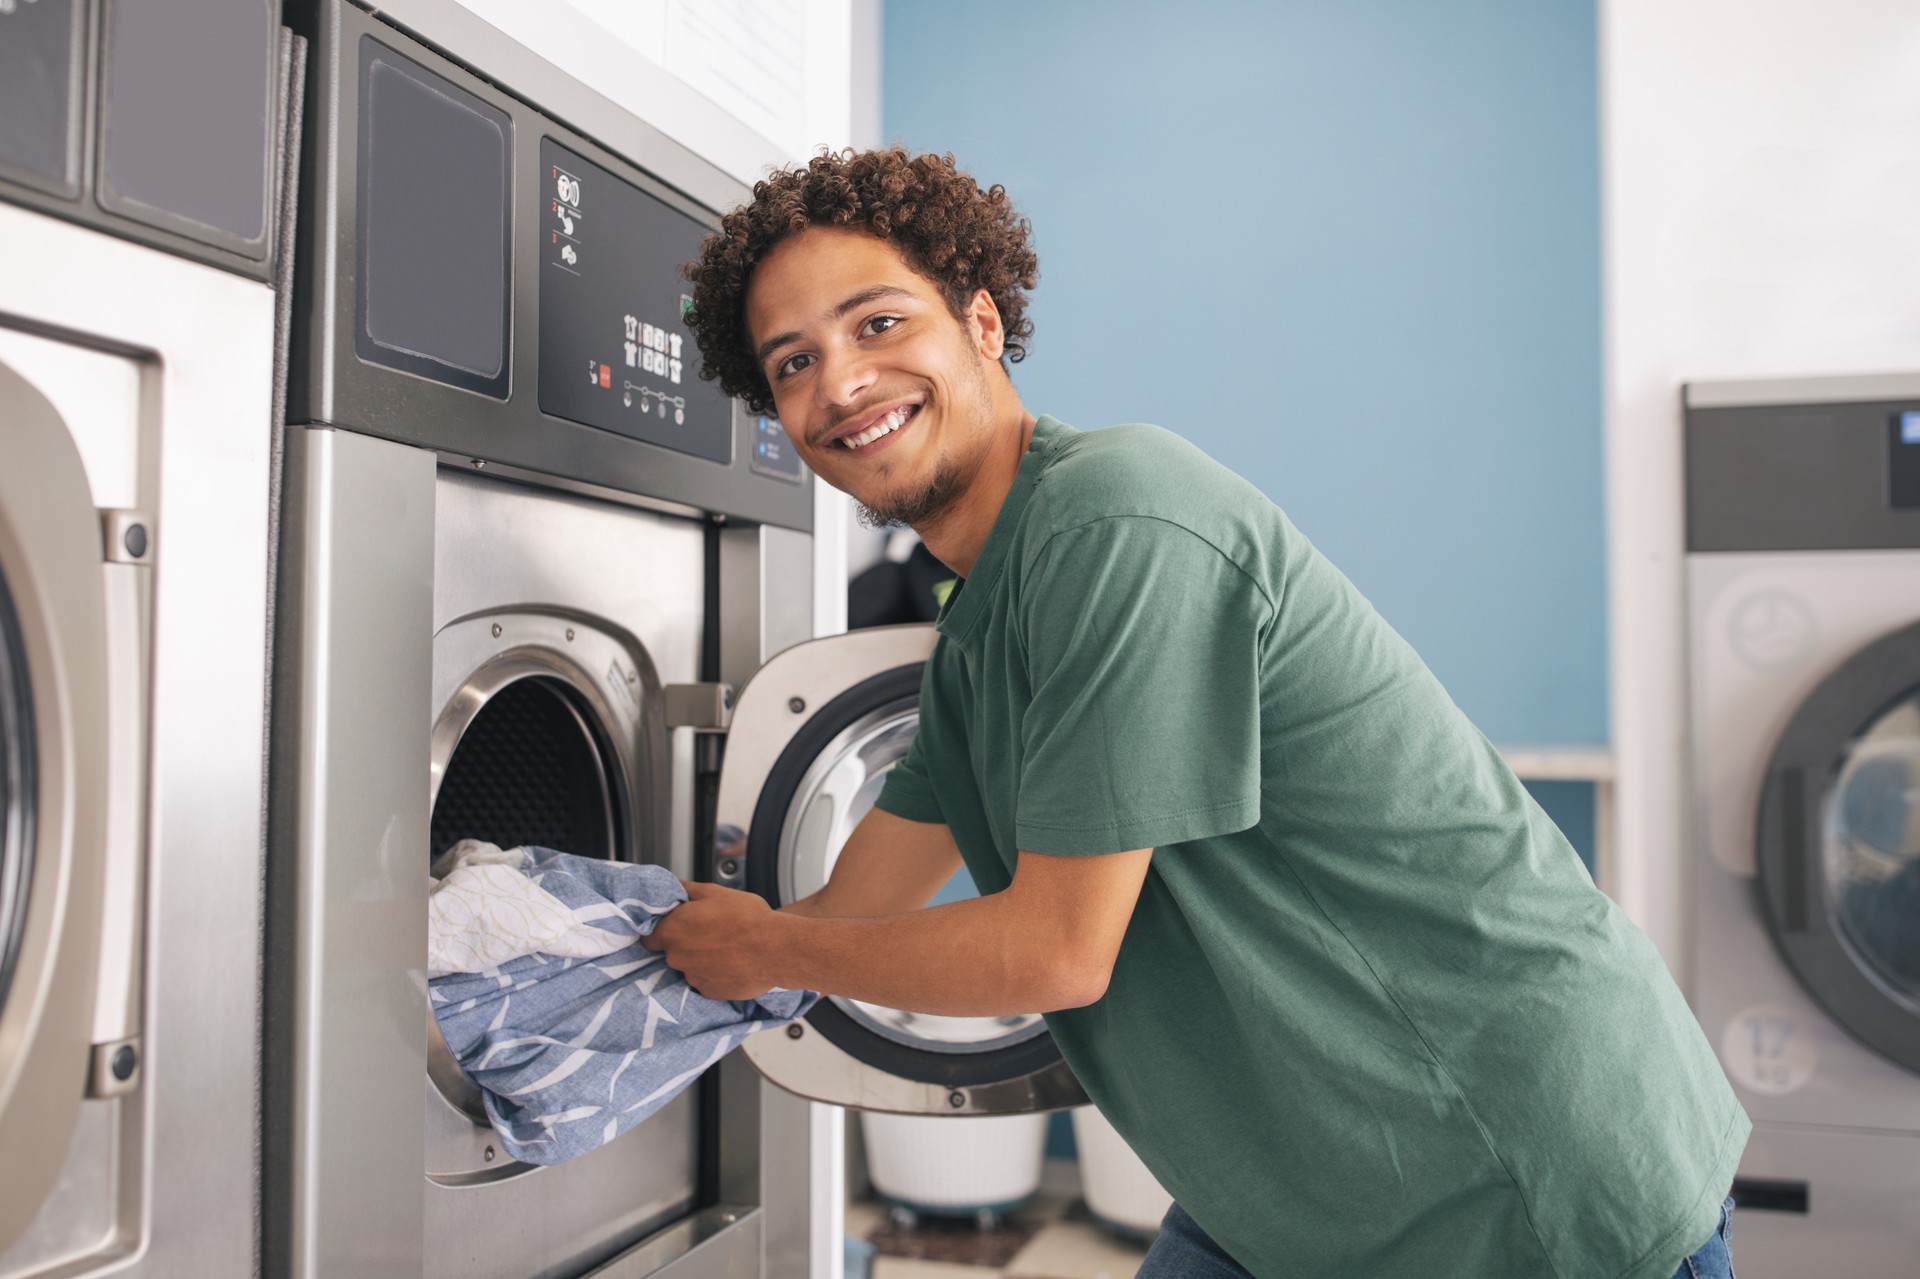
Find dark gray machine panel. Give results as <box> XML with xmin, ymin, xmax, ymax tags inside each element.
<box><xmin>99</xmin><ymin>0</ymin><xmax>278</xmax><ymax>254</ymax></box>
<box><xmin>1685</xmin><ymin>396</ymin><xmax>1920</xmax><ymax>552</ymax></box>
<box><xmin>0</xmin><ymin>0</ymin><xmax>84</xmax><ymax>197</ymax></box>
<box><xmin>286</xmin><ymin>0</ymin><xmax>810</xmax><ymax>531</ymax></box>
<box><xmin>0</xmin><ymin>0</ymin><xmax>287</xmax><ymax>281</ymax></box>
<box><xmin>537</xmin><ymin>137</ymin><xmax>728</xmax><ymax>463</ymax></box>
<box><xmin>355</xmin><ymin>38</ymin><xmax>511</xmax><ymax>397</ymax></box>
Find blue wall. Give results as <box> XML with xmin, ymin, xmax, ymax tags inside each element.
<box><xmin>881</xmin><ymin>0</ymin><xmax>1605</xmax><ymax>751</ymax></box>
<box><xmin>882</xmin><ymin>1</ymin><xmax>1604</xmax><ymax>1164</ymax></box>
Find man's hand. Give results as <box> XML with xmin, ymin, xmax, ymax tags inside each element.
<box><xmin>643</xmin><ymin>881</ymin><xmax>781</xmax><ymax>1001</ymax></box>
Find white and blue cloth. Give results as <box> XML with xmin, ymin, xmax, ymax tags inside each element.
<box><xmin>428</xmin><ymin>841</ymin><xmax>816</xmax><ymax>1165</ymax></box>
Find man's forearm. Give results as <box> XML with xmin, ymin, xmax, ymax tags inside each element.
<box><xmin>763</xmin><ymin>892</ymin><xmax>1097</xmax><ymax>1016</ymax></box>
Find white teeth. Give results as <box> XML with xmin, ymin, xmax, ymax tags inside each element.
<box><xmin>839</xmin><ymin>405</ymin><xmax>915</xmax><ymax>449</ymax></box>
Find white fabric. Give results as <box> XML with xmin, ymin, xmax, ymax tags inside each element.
<box><xmin>427</xmin><ymin>840</ymin><xmax>637</xmax><ymax>977</ymax></box>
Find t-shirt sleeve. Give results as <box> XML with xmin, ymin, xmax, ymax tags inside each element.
<box><xmin>1015</xmin><ymin>518</ymin><xmax>1268</xmax><ymax>855</ymax></box>
<box><xmin>874</xmin><ymin>725</ymin><xmax>945</xmax><ymax>825</ymax></box>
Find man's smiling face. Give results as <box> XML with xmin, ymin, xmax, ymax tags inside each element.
<box><xmin>744</xmin><ymin>225</ymin><xmax>1007</xmax><ymax>528</ymax></box>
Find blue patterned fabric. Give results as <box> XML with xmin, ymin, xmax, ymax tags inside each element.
<box><xmin>429</xmin><ymin>846</ymin><xmax>816</xmax><ymax>1165</ymax></box>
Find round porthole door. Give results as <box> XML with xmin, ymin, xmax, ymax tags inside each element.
<box><xmin>0</xmin><ymin>360</ymin><xmax>112</xmax><ymax>1253</ymax></box>
<box><xmin>722</xmin><ymin>625</ymin><xmax>1087</xmax><ymax>1115</ymax></box>
<box><xmin>1757</xmin><ymin>617</ymin><xmax>1920</xmax><ymax>1075</ymax></box>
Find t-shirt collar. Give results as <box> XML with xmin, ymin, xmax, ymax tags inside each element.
<box><xmin>934</xmin><ymin>414</ymin><xmax>1075</xmax><ymax>640</ymax></box>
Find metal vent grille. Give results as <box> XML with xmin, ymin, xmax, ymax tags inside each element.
<box><xmin>430</xmin><ymin>676</ymin><xmax>615</xmax><ymax>861</ymax></box>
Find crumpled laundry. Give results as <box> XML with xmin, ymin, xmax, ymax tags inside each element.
<box><xmin>428</xmin><ymin>841</ymin><xmax>817</xmax><ymax>1165</ymax></box>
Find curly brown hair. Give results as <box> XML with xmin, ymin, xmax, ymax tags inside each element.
<box><xmin>684</xmin><ymin>148</ymin><xmax>1038</xmax><ymax>416</ymax></box>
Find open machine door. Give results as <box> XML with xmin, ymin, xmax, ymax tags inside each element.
<box><xmin>0</xmin><ymin>361</ymin><xmax>112</xmax><ymax>1253</ymax></box>
<box><xmin>721</xmin><ymin>625</ymin><xmax>1088</xmax><ymax>1116</ymax></box>
<box><xmin>1757</xmin><ymin>618</ymin><xmax>1920</xmax><ymax>1075</ymax></box>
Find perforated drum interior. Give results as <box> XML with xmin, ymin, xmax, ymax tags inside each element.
<box><xmin>429</xmin><ymin>675</ymin><xmax>620</xmax><ymax>862</ymax></box>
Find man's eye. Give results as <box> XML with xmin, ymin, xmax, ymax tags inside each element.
<box><xmin>864</xmin><ymin>315</ymin><xmax>901</xmax><ymax>336</ymax></box>
<box><xmin>775</xmin><ymin>352</ymin><xmax>814</xmax><ymax>379</ymax></box>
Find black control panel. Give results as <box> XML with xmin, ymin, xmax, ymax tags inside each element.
<box><xmin>538</xmin><ymin>137</ymin><xmax>731</xmax><ymax>465</ymax></box>
<box><xmin>286</xmin><ymin>0</ymin><xmax>812</xmax><ymax>532</ymax></box>
<box><xmin>1686</xmin><ymin>395</ymin><xmax>1920</xmax><ymax>551</ymax></box>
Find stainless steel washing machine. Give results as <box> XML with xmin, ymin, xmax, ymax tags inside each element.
<box><xmin>268</xmin><ymin>5</ymin><xmax>1086</xmax><ymax>1277</ymax></box>
<box><xmin>0</xmin><ymin>2</ymin><xmax>290</xmax><ymax>1273</ymax></box>
<box><xmin>1685</xmin><ymin>373</ymin><xmax>1920</xmax><ymax>1277</ymax></box>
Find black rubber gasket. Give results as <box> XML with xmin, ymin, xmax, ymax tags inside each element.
<box><xmin>744</xmin><ymin>662</ymin><xmax>1067</xmax><ymax>1088</ymax></box>
<box><xmin>0</xmin><ymin>566</ymin><xmax>36</xmax><ymax>1019</ymax></box>
<box><xmin>1755</xmin><ymin>617</ymin><xmax>1920</xmax><ymax>1074</ymax></box>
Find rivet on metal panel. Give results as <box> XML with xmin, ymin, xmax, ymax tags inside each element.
<box><xmin>491</xmin><ymin>622</ymin><xmax>502</xmax><ymax>638</ymax></box>
<box><xmin>471</xmin><ymin>458</ymin><xmax>486</xmax><ymax>469</ymax></box>
<box><xmin>788</xmin><ymin>697</ymin><xmax>806</xmax><ymax>714</ymax></box>
<box><xmin>719</xmin><ymin>858</ymin><xmax>739</xmax><ymax>878</ymax></box>
<box><xmin>786</xmin><ymin>1024</ymin><xmax>804</xmax><ymax>1040</ymax></box>
<box><xmin>483</xmin><ymin>1146</ymin><xmax>496</xmax><ymax>1162</ymax></box>
<box><xmin>948</xmin><ymin>1091</ymin><xmax>966</xmax><ymax>1109</ymax></box>
<box><xmin>565</xmin><ymin>627</ymin><xmax>575</xmax><ymax>641</ymax></box>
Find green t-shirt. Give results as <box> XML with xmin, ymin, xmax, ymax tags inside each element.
<box><xmin>875</xmin><ymin>415</ymin><xmax>1748</xmax><ymax>1279</ymax></box>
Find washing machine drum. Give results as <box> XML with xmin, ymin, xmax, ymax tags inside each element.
<box><xmin>1759</xmin><ymin>623</ymin><xmax>1920</xmax><ymax>1075</ymax></box>
<box><xmin>429</xmin><ymin>675</ymin><xmax>619</xmax><ymax>862</ymax></box>
<box><xmin>1829</xmin><ymin>729</ymin><xmax>1920</xmax><ymax>998</ymax></box>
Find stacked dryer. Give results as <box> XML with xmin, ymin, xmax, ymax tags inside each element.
<box><xmin>1685</xmin><ymin>373</ymin><xmax>1920</xmax><ymax>1277</ymax></box>
<box><xmin>0</xmin><ymin>2</ymin><xmax>292</xmax><ymax>1276</ymax></box>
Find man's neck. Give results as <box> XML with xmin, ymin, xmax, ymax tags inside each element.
<box><xmin>914</xmin><ymin>405</ymin><xmax>1037</xmax><ymax>580</ymax></box>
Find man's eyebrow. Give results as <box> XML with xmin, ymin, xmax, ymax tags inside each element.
<box><xmin>753</xmin><ymin>285</ymin><xmax>917</xmax><ymax>365</ymax></box>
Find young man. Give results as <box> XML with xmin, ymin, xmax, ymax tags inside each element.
<box><xmin>644</xmin><ymin>149</ymin><xmax>1748</xmax><ymax>1278</ymax></box>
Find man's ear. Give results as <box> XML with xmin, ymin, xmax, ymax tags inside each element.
<box><xmin>967</xmin><ymin>288</ymin><xmax>1006</xmax><ymax>361</ymax></box>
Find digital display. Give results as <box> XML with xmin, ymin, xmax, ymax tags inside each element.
<box><xmin>537</xmin><ymin>137</ymin><xmax>733</xmax><ymax>464</ymax></box>
<box><xmin>1889</xmin><ymin>410</ymin><xmax>1920</xmax><ymax>510</ymax></box>
<box><xmin>750</xmin><ymin>415</ymin><xmax>803</xmax><ymax>482</ymax></box>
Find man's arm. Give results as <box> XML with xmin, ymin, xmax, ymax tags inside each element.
<box><xmin>648</xmin><ymin>845</ymin><xmax>1154</xmax><ymax>1015</ymax></box>
<box><xmin>780</xmin><ymin>807</ymin><xmax>965</xmax><ymax>919</ymax></box>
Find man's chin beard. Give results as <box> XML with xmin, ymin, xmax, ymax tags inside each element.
<box><xmin>854</xmin><ymin>458</ymin><xmax>965</xmax><ymax>531</ymax></box>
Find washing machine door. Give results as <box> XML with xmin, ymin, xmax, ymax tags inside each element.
<box><xmin>1757</xmin><ymin>617</ymin><xmax>1920</xmax><ymax>1075</ymax></box>
<box><xmin>723</xmin><ymin>625</ymin><xmax>1088</xmax><ymax>1116</ymax></box>
<box><xmin>0</xmin><ymin>361</ymin><xmax>112</xmax><ymax>1251</ymax></box>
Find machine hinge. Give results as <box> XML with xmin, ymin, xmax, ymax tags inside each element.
<box><xmin>100</xmin><ymin>509</ymin><xmax>154</xmax><ymax>565</ymax></box>
<box><xmin>87</xmin><ymin>1037</ymin><xmax>141</xmax><ymax>1099</ymax></box>
<box><xmin>664</xmin><ymin>682</ymin><xmax>733</xmax><ymax>731</ymax></box>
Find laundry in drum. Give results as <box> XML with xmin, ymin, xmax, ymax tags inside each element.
<box><xmin>427</xmin><ymin>841</ymin><xmax>817</xmax><ymax>1165</ymax></box>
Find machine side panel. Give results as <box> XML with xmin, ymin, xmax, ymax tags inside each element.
<box><xmin>273</xmin><ymin>427</ymin><xmax>435</xmax><ymax>1279</ymax></box>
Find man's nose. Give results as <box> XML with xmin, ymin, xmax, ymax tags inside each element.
<box><xmin>818</xmin><ymin>345</ymin><xmax>877</xmax><ymax>413</ymax></box>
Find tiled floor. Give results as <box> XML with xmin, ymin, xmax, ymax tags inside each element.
<box><xmin>845</xmin><ymin>1192</ymin><xmax>1152</xmax><ymax>1279</ymax></box>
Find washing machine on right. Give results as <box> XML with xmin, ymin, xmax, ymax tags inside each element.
<box><xmin>1685</xmin><ymin>372</ymin><xmax>1920</xmax><ymax>1277</ymax></box>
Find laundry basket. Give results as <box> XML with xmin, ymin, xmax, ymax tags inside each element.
<box><xmin>1071</xmin><ymin>1105</ymin><xmax>1173</xmax><ymax>1238</ymax></box>
<box><xmin>860</xmin><ymin>1111</ymin><xmax>1049</xmax><ymax>1215</ymax></box>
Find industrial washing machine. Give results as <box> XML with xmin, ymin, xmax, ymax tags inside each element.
<box><xmin>0</xmin><ymin>0</ymin><xmax>294</xmax><ymax>1274</ymax></box>
<box><xmin>1685</xmin><ymin>373</ymin><xmax>1920</xmax><ymax>1277</ymax></box>
<box><xmin>268</xmin><ymin>4</ymin><xmax>1083</xmax><ymax>1277</ymax></box>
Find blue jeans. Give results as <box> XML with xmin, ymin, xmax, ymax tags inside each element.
<box><xmin>1135</xmin><ymin>1196</ymin><xmax>1738</xmax><ymax>1277</ymax></box>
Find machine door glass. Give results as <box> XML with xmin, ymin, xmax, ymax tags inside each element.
<box><xmin>1758</xmin><ymin>617</ymin><xmax>1920</xmax><ymax>1075</ymax></box>
<box><xmin>721</xmin><ymin>626</ymin><xmax>1087</xmax><ymax>1116</ymax></box>
<box><xmin>0</xmin><ymin>358</ymin><xmax>111</xmax><ymax>1255</ymax></box>
<box><xmin>0</xmin><ymin>568</ymin><xmax>31</xmax><ymax>1023</ymax></box>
